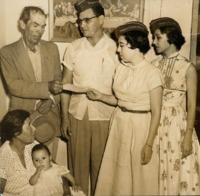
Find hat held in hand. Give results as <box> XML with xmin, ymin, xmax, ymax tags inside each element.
<box><xmin>30</xmin><ymin>110</ymin><xmax>60</xmax><ymax>143</ymax></box>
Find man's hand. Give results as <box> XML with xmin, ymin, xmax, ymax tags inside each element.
<box><xmin>36</xmin><ymin>99</ymin><xmax>53</xmax><ymax>115</ymax></box>
<box><xmin>61</xmin><ymin>116</ymin><xmax>72</xmax><ymax>141</ymax></box>
<box><xmin>48</xmin><ymin>80</ymin><xmax>63</xmax><ymax>95</ymax></box>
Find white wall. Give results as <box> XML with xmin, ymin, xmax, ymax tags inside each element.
<box><xmin>0</xmin><ymin>0</ymin><xmax>195</xmax><ymax>120</ymax></box>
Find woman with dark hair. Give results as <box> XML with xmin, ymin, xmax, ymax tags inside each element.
<box><xmin>150</xmin><ymin>17</ymin><xmax>200</xmax><ymax>195</ymax></box>
<box><xmin>0</xmin><ymin>109</ymin><xmax>37</xmax><ymax>195</ymax></box>
<box><xmin>86</xmin><ymin>21</ymin><xmax>163</xmax><ymax>195</ymax></box>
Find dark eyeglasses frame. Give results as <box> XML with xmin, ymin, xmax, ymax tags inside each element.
<box><xmin>76</xmin><ymin>15</ymin><xmax>99</xmax><ymax>25</ymax></box>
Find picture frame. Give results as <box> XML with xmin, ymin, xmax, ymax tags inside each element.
<box><xmin>49</xmin><ymin>0</ymin><xmax>145</xmax><ymax>42</ymax></box>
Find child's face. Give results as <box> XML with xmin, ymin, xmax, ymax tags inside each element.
<box><xmin>32</xmin><ymin>149</ymin><xmax>51</xmax><ymax>170</ymax></box>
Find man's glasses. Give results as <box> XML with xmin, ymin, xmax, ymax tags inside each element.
<box><xmin>76</xmin><ymin>15</ymin><xmax>98</xmax><ymax>25</ymax></box>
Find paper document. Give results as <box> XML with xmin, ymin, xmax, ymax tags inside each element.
<box><xmin>63</xmin><ymin>84</ymin><xmax>88</xmax><ymax>93</ymax></box>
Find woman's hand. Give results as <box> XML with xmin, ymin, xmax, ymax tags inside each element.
<box><xmin>86</xmin><ymin>89</ymin><xmax>102</xmax><ymax>101</ymax></box>
<box><xmin>141</xmin><ymin>144</ymin><xmax>153</xmax><ymax>165</ymax></box>
<box><xmin>181</xmin><ymin>132</ymin><xmax>193</xmax><ymax>159</ymax></box>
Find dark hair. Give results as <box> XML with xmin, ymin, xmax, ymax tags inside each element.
<box><xmin>92</xmin><ymin>5</ymin><xmax>104</xmax><ymax>17</ymax></box>
<box><xmin>19</xmin><ymin>6</ymin><xmax>47</xmax><ymax>24</ymax></box>
<box><xmin>157</xmin><ymin>26</ymin><xmax>185</xmax><ymax>50</ymax></box>
<box><xmin>31</xmin><ymin>143</ymin><xmax>51</xmax><ymax>158</ymax></box>
<box><xmin>76</xmin><ymin>5</ymin><xmax>105</xmax><ymax>17</ymax></box>
<box><xmin>122</xmin><ymin>31</ymin><xmax>150</xmax><ymax>54</ymax></box>
<box><xmin>0</xmin><ymin>110</ymin><xmax>30</xmax><ymax>144</ymax></box>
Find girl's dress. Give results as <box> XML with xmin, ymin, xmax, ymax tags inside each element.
<box><xmin>152</xmin><ymin>52</ymin><xmax>200</xmax><ymax>195</ymax></box>
<box><xmin>33</xmin><ymin>163</ymin><xmax>69</xmax><ymax>196</ymax></box>
<box><xmin>95</xmin><ymin>60</ymin><xmax>162</xmax><ymax>195</ymax></box>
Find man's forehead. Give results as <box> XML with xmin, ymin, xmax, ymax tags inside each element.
<box><xmin>29</xmin><ymin>11</ymin><xmax>46</xmax><ymax>19</ymax></box>
<box><xmin>79</xmin><ymin>8</ymin><xmax>94</xmax><ymax>18</ymax></box>
<box><xmin>29</xmin><ymin>12</ymin><xmax>47</xmax><ymax>23</ymax></box>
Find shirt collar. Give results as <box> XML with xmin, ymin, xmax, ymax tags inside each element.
<box><xmin>163</xmin><ymin>51</ymin><xmax>179</xmax><ymax>59</ymax></box>
<box><xmin>121</xmin><ymin>59</ymin><xmax>146</xmax><ymax>69</ymax></box>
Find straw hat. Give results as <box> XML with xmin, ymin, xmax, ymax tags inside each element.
<box><xmin>30</xmin><ymin>110</ymin><xmax>60</xmax><ymax>143</ymax></box>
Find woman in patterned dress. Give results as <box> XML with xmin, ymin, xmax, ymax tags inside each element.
<box><xmin>150</xmin><ymin>17</ymin><xmax>200</xmax><ymax>195</ymax></box>
<box><xmin>86</xmin><ymin>21</ymin><xmax>163</xmax><ymax>195</ymax></box>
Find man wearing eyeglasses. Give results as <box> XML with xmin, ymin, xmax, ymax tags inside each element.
<box><xmin>61</xmin><ymin>0</ymin><xmax>118</xmax><ymax>195</ymax></box>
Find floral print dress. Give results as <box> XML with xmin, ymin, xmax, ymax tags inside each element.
<box><xmin>152</xmin><ymin>52</ymin><xmax>200</xmax><ymax>195</ymax></box>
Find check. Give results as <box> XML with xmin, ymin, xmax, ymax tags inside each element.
<box><xmin>63</xmin><ymin>84</ymin><xmax>88</xmax><ymax>93</ymax></box>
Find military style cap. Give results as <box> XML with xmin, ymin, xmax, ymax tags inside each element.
<box><xmin>150</xmin><ymin>17</ymin><xmax>182</xmax><ymax>33</ymax></box>
<box><xmin>74</xmin><ymin>0</ymin><xmax>102</xmax><ymax>13</ymax></box>
<box><xmin>114</xmin><ymin>21</ymin><xmax>149</xmax><ymax>38</ymax></box>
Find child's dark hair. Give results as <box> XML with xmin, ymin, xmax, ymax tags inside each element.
<box><xmin>31</xmin><ymin>143</ymin><xmax>51</xmax><ymax>158</ymax></box>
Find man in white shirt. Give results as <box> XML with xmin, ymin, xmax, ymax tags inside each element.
<box><xmin>61</xmin><ymin>0</ymin><xmax>118</xmax><ymax>195</ymax></box>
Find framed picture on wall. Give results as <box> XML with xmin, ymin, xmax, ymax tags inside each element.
<box><xmin>49</xmin><ymin>0</ymin><xmax>145</xmax><ymax>42</ymax></box>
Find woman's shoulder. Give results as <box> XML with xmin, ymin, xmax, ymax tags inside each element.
<box><xmin>144</xmin><ymin>60</ymin><xmax>160</xmax><ymax>72</ymax></box>
<box><xmin>0</xmin><ymin>141</ymin><xmax>10</xmax><ymax>154</ymax></box>
<box><xmin>151</xmin><ymin>55</ymin><xmax>163</xmax><ymax>66</ymax></box>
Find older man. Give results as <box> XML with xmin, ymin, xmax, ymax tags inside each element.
<box><xmin>0</xmin><ymin>6</ymin><xmax>62</xmax><ymax>151</ymax></box>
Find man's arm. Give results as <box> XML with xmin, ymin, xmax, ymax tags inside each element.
<box><xmin>0</xmin><ymin>44</ymin><xmax>62</xmax><ymax>100</ymax></box>
<box><xmin>61</xmin><ymin>66</ymin><xmax>73</xmax><ymax>139</ymax></box>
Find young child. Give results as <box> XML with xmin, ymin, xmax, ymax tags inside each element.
<box><xmin>30</xmin><ymin>143</ymin><xmax>85</xmax><ymax>196</ymax></box>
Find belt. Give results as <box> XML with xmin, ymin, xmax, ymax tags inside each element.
<box><xmin>118</xmin><ymin>106</ymin><xmax>150</xmax><ymax>113</ymax></box>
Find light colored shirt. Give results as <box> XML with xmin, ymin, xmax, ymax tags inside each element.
<box><xmin>0</xmin><ymin>141</ymin><xmax>37</xmax><ymax>196</ymax></box>
<box><xmin>114</xmin><ymin>60</ymin><xmax>163</xmax><ymax>110</ymax></box>
<box><xmin>27</xmin><ymin>45</ymin><xmax>42</xmax><ymax>82</ymax></box>
<box><xmin>22</xmin><ymin>38</ymin><xmax>42</xmax><ymax>82</ymax></box>
<box><xmin>63</xmin><ymin>34</ymin><xmax>118</xmax><ymax>120</ymax></box>
<box><xmin>22</xmin><ymin>38</ymin><xmax>55</xmax><ymax>106</ymax></box>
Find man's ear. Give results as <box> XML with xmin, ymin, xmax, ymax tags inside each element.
<box><xmin>19</xmin><ymin>20</ymin><xmax>26</xmax><ymax>30</ymax></box>
<box><xmin>98</xmin><ymin>15</ymin><xmax>105</xmax><ymax>26</ymax></box>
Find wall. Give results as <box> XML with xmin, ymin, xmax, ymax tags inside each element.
<box><xmin>0</xmin><ymin>0</ymin><xmax>195</xmax><ymax>120</ymax></box>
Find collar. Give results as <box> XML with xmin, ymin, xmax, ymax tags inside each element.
<box><xmin>121</xmin><ymin>59</ymin><xmax>146</xmax><ymax>69</ymax></box>
<box><xmin>163</xmin><ymin>52</ymin><xmax>179</xmax><ymax>59</ymax></box>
